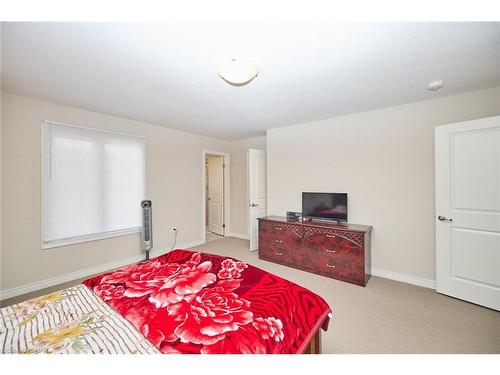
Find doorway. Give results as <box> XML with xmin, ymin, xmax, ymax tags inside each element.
<box><xmin>203</xmin><ymin>151</ymin><xmax>230</xmax><ymax>243</ymax></box>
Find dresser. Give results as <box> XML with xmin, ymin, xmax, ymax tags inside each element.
<box><xmin>258</xmin><ymin>216</ymin><xmax>372</xmax><ymax>286</ymax></box>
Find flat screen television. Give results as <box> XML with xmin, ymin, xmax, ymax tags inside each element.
<box><xmin>302</xmin><ymin>192</ymin><xmax>348</xmax><ymax>222</ymax></box>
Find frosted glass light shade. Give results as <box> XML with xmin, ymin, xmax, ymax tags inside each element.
<box><xmin>217</xmin><ymin>58</ymin><xmax>259</xmax><ymax>85</ymax></box>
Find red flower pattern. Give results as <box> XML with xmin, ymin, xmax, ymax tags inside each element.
<box><xmin>90</xmin><ymin>253</ymin><xmax>255</xmax><ymax>350</ymax></box>
<box><xmin>125</xmin><ymin>305</ymin><xmax>181</xmax><ymax>346</ymax></box>
<box><xmin>93</xmin><ymin>284</ymin><xmax>126</xmax><ymax>301</ymax></box>
<box><xmin>83</xmin><ymin>250</ymin><xmax>331</xmax><ymax>353</ymax></box>
<box><xmin>217</xmin><ymin>258</ymin><xmax>248</xmax><ymax>280</ymax></box>
<box><xmin>252</xmin><ymin>317</ymin><xmax>284</xmax><ymax>342</ymax></box>
<box><xmin>169</xmin><ymin>279</ymin><xmax>253</xmax><ymax>345</ymax></box>
<box><xmin>115</xmin><ymin>253</ymin><xmax>217</xmax><ymax>309</ymax></box>
<box><xmin>100</xmin><ymin>260</ymin><xmax>163</xmax><ymax>284</ymax></box>
<box><xmin>143</xmin><ymin>261</ymin><xmax>216</xmax><ymax>308</ymax></box>
<box><xmin>124</xmin><ymin>262</ymin><xmax>182</xmax><ymax>298</ymax></box>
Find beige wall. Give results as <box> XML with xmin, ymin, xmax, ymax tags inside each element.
<box><xmin>1</xmin><ymin>93</ymin><xmax>250</xmax><ymax>292</ymax></box>
<box><xmin>5</xmin><ymin>85</ymin><xmax>498</xmax><ymax>292</ymax></box>
<box><xmin>267</xmin><ymin>86</ymin><xmax>500</xmax><ymax>281</ymax></box>
<box><xmin>228</xmin><ymin>136</ymin><xmax>267</xmax><ymax>237</ymax></box>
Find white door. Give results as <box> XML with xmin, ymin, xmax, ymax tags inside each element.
<box><xmin>435</xmin><ymin>115</ymin><xmax>500</xmax><ymax>311</ymax></box>
<box><xmin>207</xmin><ymin>155</ymin><xmax>224</xmax><ymax>236</ymax></box>
<box><xmin>248</xmin><ymin>149</ymin><xmax>267</xmax><ymax>251</ymax></box>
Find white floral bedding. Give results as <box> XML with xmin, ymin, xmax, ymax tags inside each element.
<box><xmin>0</xmin><ymin>285</ymin><xmax>160</xmax><ymax>354</ymax></box>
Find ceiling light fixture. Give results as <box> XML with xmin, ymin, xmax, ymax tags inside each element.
<box><xmin>217</xmin><ymin>58</ymin><xmax>259</xmax><ymax>86</ymax></box>
<box><xmin>427</xmin><ymin>80</ymin><xmax>445</xmax><ymax>91</ymax></box>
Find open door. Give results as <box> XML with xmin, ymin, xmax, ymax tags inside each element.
<box><xmin>248</xmin><ymin>149</ymin><xmax>267</xmax><ymax>251</ymax></box>
<box><xmin>207</xmin><ymin>155</ymin><xmax>224</xmax><ymax>236</ymax></box>
<box><xmin>435</xmin><ymin>115</ymin><xmax>500</xmax><ymax>311</ymax></box>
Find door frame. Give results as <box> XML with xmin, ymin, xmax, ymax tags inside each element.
<box><xmin>202</xmin><ymin>150</ymin><xmax>231</xmax><ymax>241</ymax></box>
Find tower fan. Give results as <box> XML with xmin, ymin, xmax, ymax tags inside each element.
<box><xmin>141</xmin><ymin>200</ymin><xmax>153</xmax><ymax>260</ymax></box>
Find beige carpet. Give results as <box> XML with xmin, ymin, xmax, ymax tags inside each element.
<box><xmin>193</xmin><ymin>238</ymin><xmax>500</xmax><ymax>354</ymax></box>
<box><xmin>2</xmin><ymin>237</ymin><xmax>499</xmax><ymax>353</ymax></box>
<box><xmin>206</xmin><ymin>230</ymin><xmax>224</xmax><ymax>242</ymax></box>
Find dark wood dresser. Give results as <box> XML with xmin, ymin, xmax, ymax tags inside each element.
<box><xmin>258</xmin><ymin>216</ymin><xmax>372</xmax><ymax>286</ymax></box>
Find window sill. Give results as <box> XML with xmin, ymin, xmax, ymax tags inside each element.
<box><xmin>41</xmin><ymin>227</ymin><xmax>141</xmax><ymax>250</ymax></box>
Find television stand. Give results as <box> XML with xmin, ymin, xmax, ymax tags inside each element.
<box><xmin>258</xmin><ymin>216</ymin><xmax>372</xmax><ymax>286</ymax></box>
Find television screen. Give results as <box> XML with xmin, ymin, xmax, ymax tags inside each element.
<box><xmin>302</xmin><ymin>192</ymin><xmax>348</xmax><ymax>222</ymax></box>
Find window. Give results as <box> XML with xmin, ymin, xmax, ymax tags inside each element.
<box><xmin>42</xmin><ymin>121</ymin><xmax>145</xmax><ymax>248</ymax></box>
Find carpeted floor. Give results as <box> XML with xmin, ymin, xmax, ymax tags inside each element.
<box><xmin>2</xmin><ymin>237</ymin><xmax>499</xmax><ymax>353</ymax></box>
<box><xmin>193</xmin><ymin>237</ymin><xmax>500</xmax><ymax>354</ymax></box>
<box><xmin>206</xmin><ymin>230</ymin><xmax>224</xmax><ymax>242</ymax></box>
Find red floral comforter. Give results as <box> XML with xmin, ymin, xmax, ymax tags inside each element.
<box><xmin>83</xmin><ymin>250</ymin><xmax>331</xmax><ymax>354</ymax></box>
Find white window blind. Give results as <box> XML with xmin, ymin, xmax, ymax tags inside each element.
<box><xmin>42</xmin><ymin>122</ymin><xmax>145</xmax><ymax>246</ymax></box>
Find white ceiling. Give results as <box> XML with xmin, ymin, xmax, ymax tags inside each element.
<box><xmin>2</xmin><ymin>22</ymin><xmax>499</xmax><ymax>140</ymax></box>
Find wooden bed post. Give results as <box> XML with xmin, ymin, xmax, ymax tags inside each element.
<box><xmin>305</xmin><ymin>330</ymin><xmax>322</xmax><ymax>354</ymax></box>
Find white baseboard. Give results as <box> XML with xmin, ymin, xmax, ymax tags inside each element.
<box><xmin>371</xmin><ymin>267</ymin><xmax>436</xmax><ymax>289</ymax></box>
<box><xmin>1</xmin><ymin>242</ymin><xmax>436</xmax><ymax>301</ymax></box>
<box><xmin>227</xmin><ymin>232</ymin><xmax>249</xmax><ymax>240</ymax></box>
<box><xmin>176</xmin><ymin>239</ymin><xmax>207</xmax><ymax>249</ymax></box>
<box><xmin>0</xmin><ymin>239</ymin><xmax>205</xmax><ymax>301</ymax></box>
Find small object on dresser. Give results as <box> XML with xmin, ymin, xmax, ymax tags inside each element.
<box><xmin>286</xmin><ymin>211</ymin><xmax>302</xmax><ymax>222</ymax></box>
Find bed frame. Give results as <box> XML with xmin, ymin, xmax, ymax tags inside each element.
<box><xmin>304</xmin><ymin>329</ymin><xmax>322</xmax><ymax>354</ymax></box>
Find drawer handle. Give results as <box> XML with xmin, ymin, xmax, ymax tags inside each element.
<box><xmin>275</xmin><ymin>227</ymin><xmax>283</xmax><ymax>230</ymax></box>
<box><xmin>275</xmin><ymin>239</ymin><xmax>283</xmax><ymax>243</ymax></box>
<box><xmin>275</xmin><ymin>251</ymin><xmax>283</xmax><ymax>256</ymax></box>
<box><xmin>326</xmin><ymin>234</ymin><xmax>336</xmax><ymax>238</ymax></box>
<box><xmin>326</xmin><ymin>264</ymin><xmax>336</xmax><ymax>268</ymax></box>
<box><xmin>326</xmin><ymin>249</ymin><xmax>336</xmax><ymax>253</ymax></box>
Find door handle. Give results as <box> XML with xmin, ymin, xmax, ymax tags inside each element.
<box><xmin>249</xmin><ymin>203</ymin><xmax>259</xmax><ymax>207</ymax></box>
<box><xmin>437</xmin><ymin>215</ymin><xmax>453</xmax><ymax>222</ymax></box>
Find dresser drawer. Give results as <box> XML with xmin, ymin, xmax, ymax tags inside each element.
<box><xmin>303</xmin><ymin>232</ymin><xmax>341</xmax><ymax>253</ymax></box>
<box><xmin>315</xmin><ymin>256</ymin><xmax>342</xmax><ymax>276</ymax></box>
<box><xmin>303</xmin><ymin>231</ymin><xmax>363</xmax><ymax>256</ymax></box>
<box><xmin>259</xmin><ymin>220</ymin><xmax>302</xmax><ymax>238</ymax></box>
<box><xmin>259</xmin><ymin>232</ymin><xmax>300</xmax><ymax>264</ymax></box>
<box><xmin>259</xmin><ymin>240</ymin><xmax>292</xmax><ymax>263</ymax></box>
<box><xmin>259</xmin><ymin>232</ymin><xmax>294</xmax><ymax>247</ymax></box>
<box><xmin>313</xmin><ymin>254</ymin><xmax>365</xmax><ymax>285</ymax></box>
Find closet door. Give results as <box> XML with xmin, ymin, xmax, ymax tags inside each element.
<box><xmin>207</xmin><ymin>155</ymin><xmax>224</xmax><ymax>236</ymax></box>
<box><xmin>248</xmin><ymin>149</ymin><xmax>267</xmax><ymax>251</ymax></box>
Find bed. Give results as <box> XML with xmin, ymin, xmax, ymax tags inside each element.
<box><xmin>1</xmin><ymin>249</ymin><xmax>331</xmax><ymax>354</ymax></box>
